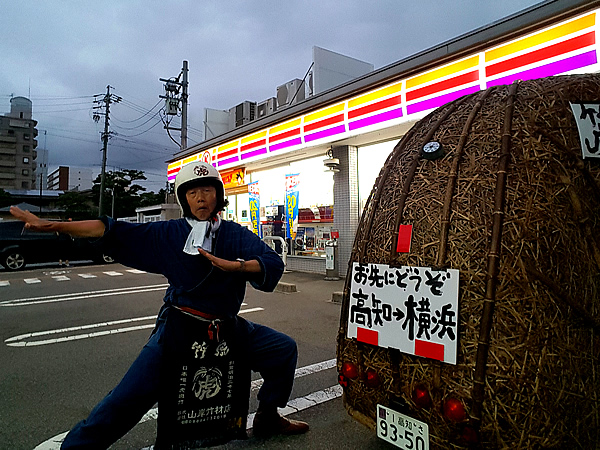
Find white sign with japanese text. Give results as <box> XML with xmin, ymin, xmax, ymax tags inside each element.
<box><xmin>348</xmin><ymin>263</ymin><xmax>459</xmax><ymax>365</ymax></box>
<box><xmin>570</xmin><ymin>102</ymin><xmax>600</xmax><ymax>159</ymax></box>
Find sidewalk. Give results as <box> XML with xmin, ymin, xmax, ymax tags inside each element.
<box><xmin>276</xmin><ymin>270</ymin><xmax>346</xmax><ymax>301</ymax></box>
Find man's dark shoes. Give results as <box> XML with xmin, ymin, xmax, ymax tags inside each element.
<box><xmin>252</xmin><ymin>410</ymin><xmax>309</xmax><ymax>438</ymax></box>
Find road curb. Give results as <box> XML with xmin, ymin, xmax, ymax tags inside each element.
<box><xmin>331</xmin><ymin>291</ymin><xmax>343</xmax><ymax>303</ymax></box>
<box><xmin>275</xmin><ymin>282</ymin><xmax>297</xmax><ymax>293</ymax></box>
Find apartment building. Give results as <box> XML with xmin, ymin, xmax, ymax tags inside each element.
<box><xmin>0</xmin><ymin>97</ymin><xmax>38</xmax><ymax>190</ymax></box>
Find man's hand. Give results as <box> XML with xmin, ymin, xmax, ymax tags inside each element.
<box><xmin>197</xmin><ymin>248</ymin><xmax>261</xmax><ymax>273</ymax></box>
<box><xmin>10</xmin><ymin>206</ymin><xmax>55</xmax><ymax>232</ymax></box>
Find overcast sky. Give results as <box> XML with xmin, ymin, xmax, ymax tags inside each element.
<box><xmin>1</xmin><ymin>0</ymin><xmax>541</xmax><ymax>192</ymax></box>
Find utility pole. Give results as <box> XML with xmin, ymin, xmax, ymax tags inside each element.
<box><xmin>93</xmin><ymin>85</ymin><xmax>121</xmax><ymax>215</ymax></box>
<box><xmin>159</xmin><ymin>60</ymin><xmax>189</xmax><ymax>151</ymax></box>
<box><xmin>181</xmin><ymin>60</ymin><xmax>188</xmax><ymax>151</ymax></box>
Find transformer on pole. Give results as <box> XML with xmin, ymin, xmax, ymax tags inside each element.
<box><xmin>159</xmin><ymin>60</ymin><xmax>188</xmax><ymax>151</ymax></box>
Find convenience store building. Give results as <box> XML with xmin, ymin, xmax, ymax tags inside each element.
<box><xmin>167</xmin><ymin>0</ymin><xmax>600</xmax><ymax>275</ymax></box>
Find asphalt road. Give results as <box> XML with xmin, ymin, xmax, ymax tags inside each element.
<box><xmin>0</xmin><ymin>262</ymin><xmax>392</xmax><ymax>450</ymax></box>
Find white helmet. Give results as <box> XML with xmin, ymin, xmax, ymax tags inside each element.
<box><xmin>175</xmin><ymin>162</ymin><xmax>225</xmax><ymax>217</ymax></box>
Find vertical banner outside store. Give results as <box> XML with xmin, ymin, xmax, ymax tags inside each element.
<box><xmin>285</xmin><ymin>173</ymin><xmax>300</xmax><ymax>240</ymax></box>
<box><xmin>248</xmin><ymin>181</ymin><xmax>261</xmax><ymax>238</ymax></box>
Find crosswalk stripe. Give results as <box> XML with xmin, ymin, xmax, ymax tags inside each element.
<box><xmin>52</xmin><ymin>276</ymin><xmax>70</xmax><ymax>282</ymax></box>
<box><xmin>6</xmin><ymin>270</ymin><xmax>149</xmax><ymax>286</ymax></box>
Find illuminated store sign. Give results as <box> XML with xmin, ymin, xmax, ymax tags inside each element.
<box><xmin>168</xmin><ymin>10</ymin><xmax>599</xmax><ymax>181</ymax></box>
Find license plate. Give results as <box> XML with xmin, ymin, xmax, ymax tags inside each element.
<box><xmin>377</xmin><ymin>404</ymin><xmax>429</xmax><ymax>449</ymax></box>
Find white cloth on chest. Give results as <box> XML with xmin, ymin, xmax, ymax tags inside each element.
<box><xmin>183</xmin><ymin>215</ymin><xmax>221</xmax><ymax>255</ymax></box>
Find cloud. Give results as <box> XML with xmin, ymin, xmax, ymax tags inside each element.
<box><xmin>0</xmin><ymin>0</ymin><xmax>540</xmax><ymax>192</ymax></box>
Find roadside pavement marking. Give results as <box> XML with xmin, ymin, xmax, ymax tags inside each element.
<box><xmin>251</xmin><ymin>358</ymin><xmax>336</xmax><ymax>390</ymax></box>
<box><xmin>52</xmin><ymin>276</ymin><xmax>70</xmax><ymax>282</ymax></box>
<box><xmin>34</xmin><ymin>358</ymin><xmax>340</xmax><ymax>450</ymax></box>
<box><xmin>4</xmin><ymin>315</ymin><xmax>158</xmax><ymax>347</ymax></box>
<box><xmin>34</xmin><ymin>432</ymin><xmax>68</xmax><ymax>450</ymax></box>
<box><xmin>4</xmin><ymin>308</ymin><xmax>265</xmax><ymax>347</ymax></box>
<box><xmin>2</xmin><ymin>270</ymin><xmax>145</xmax><ymax>285</ymax></box>
<box><xmin>0</xmin><ymin>283</ymin><xmax>169</xmax><ymax>307</ymax></box>
<box><xmin>139</xmin><ymin>358</ymin><xmax>338</xmax><ymax>427</ymax></box>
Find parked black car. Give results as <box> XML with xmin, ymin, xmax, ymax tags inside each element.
<box><xmin>0</xmin><ymin>220</ymin><xmax>114</xmax><ymax>271</ymax></box>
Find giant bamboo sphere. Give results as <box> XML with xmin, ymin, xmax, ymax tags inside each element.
<box><xmin>337</xmin><ymin>74</ymin><xmax>600</xmax><ymax>449</ymax></box>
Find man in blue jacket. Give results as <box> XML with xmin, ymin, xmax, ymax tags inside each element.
<box><xmin>10</xmin><ymin>162</ymin><xmax>309</xmax><ymax>448</ymax></box>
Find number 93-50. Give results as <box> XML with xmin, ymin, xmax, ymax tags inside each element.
<box><xmin>379</xmin><ymin>420</ymin><xmax>426</xmax><ymax>450</ymax></box>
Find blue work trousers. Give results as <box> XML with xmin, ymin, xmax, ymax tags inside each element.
<box><xmin>61</xmin><ymin>307</ymin><xmax>298</xmax><ymax>449</ymax></box>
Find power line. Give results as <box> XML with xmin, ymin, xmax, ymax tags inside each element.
<box><xmin>33</xmin><ymin>107</ymin><xmax>94</xmax><ymax>114</ymax></box>
<box><xmin>114</xmin><ymin>117</ymin><xmax>163</xmax><ymax>137</ymax></box>
<box><xmin>111</xmin><ymin>109</ymin><xmax>162</xmax><ymax>131</ymax></box>
<box><xmin>111</xmin><ymin>98</ymin><xmax>162</xmax><ymax>124</ymax></box>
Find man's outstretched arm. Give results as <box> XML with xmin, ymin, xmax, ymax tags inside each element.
<box><xmin>10</xmin><ymin>206</ymin><xmax>105</xmax><ymax>238</ymax></box>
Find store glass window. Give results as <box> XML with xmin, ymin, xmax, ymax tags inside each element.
<box><xmin>248</xmin><ymin>155</ymin><xmax>334</xmax><ymax>256</ymax></box>
<box><xmin>357</xmin><ymin>140</ymin><xmax>396</xmax><ymax>214</ymax></box>
<box><xmin>236</xmin><ymin>192</ymin><xmax>250</xmax><ymax>227</ymax></box>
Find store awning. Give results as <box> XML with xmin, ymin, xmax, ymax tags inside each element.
<box><xmin>225</xmin><ymin>184</ymin><xmax>249</xmax><ymax>196</ymax></box>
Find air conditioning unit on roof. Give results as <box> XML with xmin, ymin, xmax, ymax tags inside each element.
<box><xmin>257</xmin><ymin>97</ymin><xmax>277</xmax><ymax>119</ymax></box>
<box><xmin>276</xmin><ymin>79</ymin><xmax>305</xmax><ymax>108</ymax></box>
<box><xmin>229</xmin><ymin>101</ymin><xmax>256</xmax><ymax>129</ymax></box>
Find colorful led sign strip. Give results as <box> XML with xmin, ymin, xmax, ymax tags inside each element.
<box><xmin>303</xmin><ymin>104</ymin><xmax>346</xmax><ymax>143</ymax></box>
<box><xmin>347</xmin><ymin>82</ymin><xmax>404</xmax><ymax>132</ymax></box>
<box><xmin>485</xmin><ymin>13</ymin><xmax>595</xmax><ymax>63</ymax></box>
<box><xmin>267</xmin><ymin>118</ymin><xmax>302</xmax><ymax>152</ymax></box>
<box><xmin>168</xmin><ymin>9</ymin><xmax>600</xmax><ymax>181</ymax></box>
<box><xmin>240</xmin><ymin>130</ymin><xmax>268</xmax><ymax>161</ymax></box>
<box><xmin>484</xmin><ymin>12</ymin><xmax>597</xmax><ymax>88</ymax></box>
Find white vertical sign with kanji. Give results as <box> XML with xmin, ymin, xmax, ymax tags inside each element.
<box><xmin>570</xmin><ymin>102</ymin><xmax>600</xmax><ymax>159</ymax></box>
<box><xmin>347</xmin><ymin>263</ymin><xmax>459</xmax><ymax>365</ymax></box>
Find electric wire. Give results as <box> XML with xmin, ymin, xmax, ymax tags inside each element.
<box><xmin>111</xmin><ymin>108</ymin><xmax>162</xmax><ymax>131</ymax></box>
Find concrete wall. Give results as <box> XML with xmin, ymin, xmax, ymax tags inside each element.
<box><xmin>332</xmin><ymin>145</ymin><xmax>359</xmax><ymax>279</ymax></box>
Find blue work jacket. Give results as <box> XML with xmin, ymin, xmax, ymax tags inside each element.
<box><xmin>96</xmin><ymin>217</ymin><xmax>284</xmax><ymax>318</ymax></box>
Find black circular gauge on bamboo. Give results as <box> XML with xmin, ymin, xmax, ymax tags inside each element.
<box><xmin>422</xmin><ymin>141</ymin><xmax>444</xmax><ymax>160</ymax></box>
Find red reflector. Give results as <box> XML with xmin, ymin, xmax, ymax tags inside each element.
<box><xmin>412</xmin><ymin>384</ymin><xmax>432</xmax><ymax>409</ymax></box>
<box><xmin>396</xmin><ymin>224</ymin><xmax>413</xmax><ymax>253</ymax></box>
<box><xmin>341</xmin><ymin>362</ymin><xmax>359</xmax><ymax>379</ymax></box>
<box><xmin>364</xmin><ymin>368</ymin><xmax>380</xmax><ymax>388</ymax></box>
<box><xmin>460</xmin><ymin>425</ymin><xmax>479</xmax><ymax>444</ymax></box>
<box><xmin>443</xmin><ymin>397</ymin><xmax>467</xmax><ymax>422</ymax></box>
<box><xmin>338</xmin><ymin>374</ymin><xmax>349</xmax><ymax>388</ymax></box>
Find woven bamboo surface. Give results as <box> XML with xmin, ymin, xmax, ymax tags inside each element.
<box><xmin>337</xmin><ymin>74</ymin><xmax>600</xmax><ymax>449</ymax></box>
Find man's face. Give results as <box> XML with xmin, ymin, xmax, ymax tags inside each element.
<box><xmin>186</xmin><ymin>185</ymin><xmax>217</xmax><ymax>221</ymax></box>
